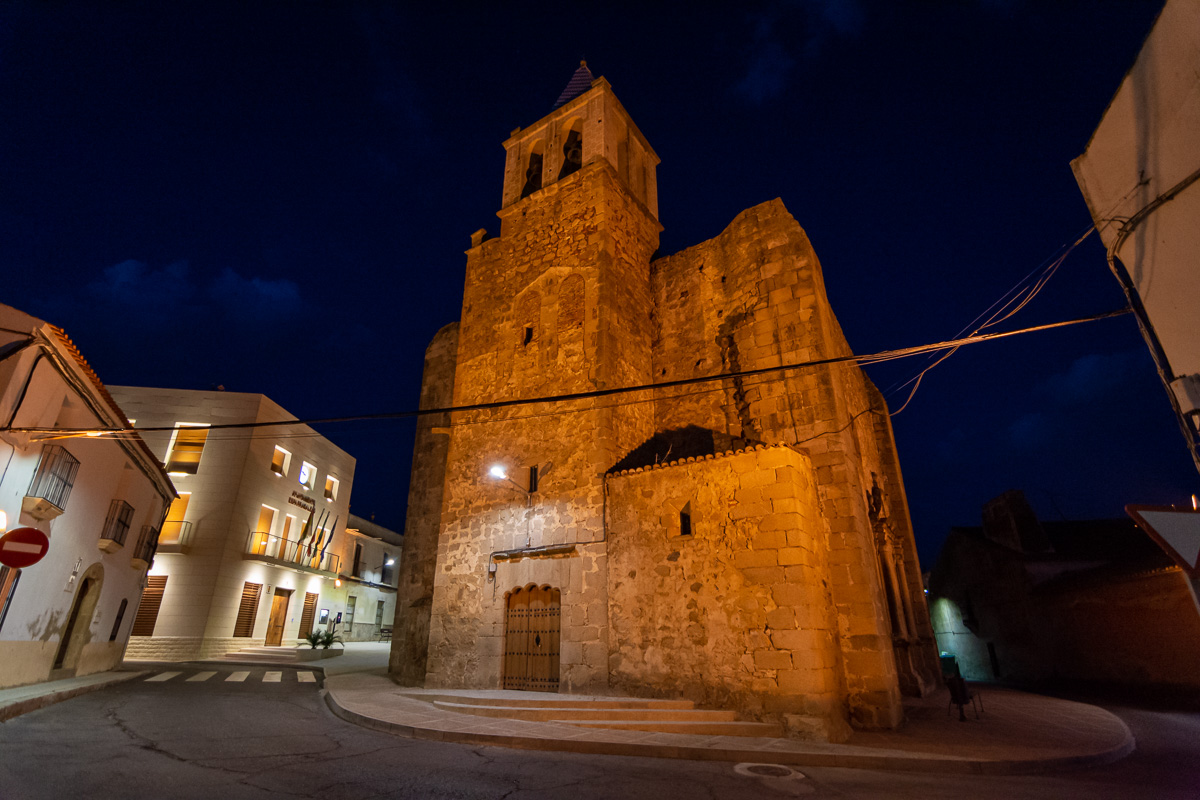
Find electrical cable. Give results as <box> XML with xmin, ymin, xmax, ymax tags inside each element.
<box><xmin>3</xmin><ymin>307</ymin><xmax>1133</xmax><ymax>439</ymax></box>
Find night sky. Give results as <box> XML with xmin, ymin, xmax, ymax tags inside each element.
<box><xmin>3</xmin><ymin>1</ymin><xmax>1194</xmax><ymax>564</ymax></box>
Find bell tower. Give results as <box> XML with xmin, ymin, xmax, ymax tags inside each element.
<box><xmin>422</xmin><ymin>65</ymin><xmax>663</xmax><ymax>692</ymax></box>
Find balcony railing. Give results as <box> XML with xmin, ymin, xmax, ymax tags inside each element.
<box><xmin>157</xmin><ymin>520</ymin><xmax>194</xmax><ymax>553</ymax></box>
<box><xmin>98</xmin><ymin>499</ymin><xmax>134</xmax><ymax>553</ymax></box>
<box><xmin>244</xmin><ymin>529</ymin><xmax>341</xmax><ymax>575</ymax></box>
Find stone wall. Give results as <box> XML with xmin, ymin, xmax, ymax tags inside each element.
<box><xmin>124</xmin><ymin>635</ymin><xmax>255</xmax><ymax>661</ymax></box>
<box><xmin>391</xmin><ymin>322</ymin><xmax>458</xmax><ymax>685</ymax></box>
<box><xmin>607</xmin><ymin>444</ymin><xmax>852</xmax><ymax>741</ymax></box>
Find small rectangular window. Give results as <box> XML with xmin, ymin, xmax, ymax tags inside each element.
<box><xmin>165</xmin><ymin>424</ymin><xmax>209</xmax><ymax>475</ymax></box>
<box><xmin>271</xmin><ymin>446</ymin><xmax>291</xmax><ymax>476</ymax></box>
<box><xmin>679</xmin><ymin>502</ymin><xmax>693</xmax><ymax>538</ymax></box>
<box><xmin>344</xmin><ymin>595</ymin><xmax>357</xmax><ymax>629</ymax></box>
<box><xmin>100</xmin><ymin>499</ymin><xmax>135</xmax><ymax>547</ymax></box>
<box><xmin>109</xmin><ymin>599</ymin><xmax>129</xmax><ymax>641</ymax></box>
<box><xmin>27</xmin><ymin>445</ymin><xmax>80</xmax><ymax>511</ymax></box>
<box><xmin>299</xmin><ymin>461</ymin><xmax>317</xmax><ymax>490</ymax></box>
<box><xmin>324</xmin><ymin>475</ymin><xmax>339</xmax><ymax>501</ymax></box>
<box><xmin>352</xmin><ymin>543</ymin><xmax>362</xmax><ymax>577</ymax></box>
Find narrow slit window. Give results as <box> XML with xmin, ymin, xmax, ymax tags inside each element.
<box><xmin>109</xmin><ymin>599</ymin><xmax>129</xmax><ymax>641</ymax></box>
<box><xmin>324</xmin><ymin>475</ymin><xmax>339</xmax><ymax>501</ymax></box>
<box><xmin>523</xmin><ymin>326</ymin><xmax>534</xmax><ymax>346</ymax></box>
<box><xmin>679</xmin><ymin>502</ymin><xmax>693</xmax><ymax>537</ymax></box>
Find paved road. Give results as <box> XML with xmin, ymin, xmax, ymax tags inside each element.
<box><xmin>1</xmin><ymin>666</ymin><xmax>1197</xmax><ymax>799</ymax></box>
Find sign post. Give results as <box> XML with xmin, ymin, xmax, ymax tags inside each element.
<box><xmin>0</xmin><ymin>527</ymin><xmax>51</xmax><ymax>570</ymax></box>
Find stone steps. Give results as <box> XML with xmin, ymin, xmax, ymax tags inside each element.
<box><xmin>566</xmin><ymin>719</ymin><xmax>785</xmax><ymax>737</ymax></box>
<box><xmin>399</xmin><ymin>690</ymin><xmax>782</xmax><ymax>738</ymax></box>
<box><xmin>432</xmin><ymin>700</ymin><xmax>737</xmax><ymax>723</ymax></box>
<box><xmin>220</xmin><ymin>646</ymin><xmax>303</xmax><ymax>663</ymax></box>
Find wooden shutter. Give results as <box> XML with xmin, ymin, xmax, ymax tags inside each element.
<box><xmin>298</xmin><ymin>592</ymin><xmax>319</xmax><ymax>638</ymax></box>
<box><xmin>131</xmin><ymin>576</ymin><xmax>168</xmax><ymax>636</ymax></box>
<box><xmin>233</xmin><ymin>582</ymin><xmax>262</xmax><ymax>637</ymax></box>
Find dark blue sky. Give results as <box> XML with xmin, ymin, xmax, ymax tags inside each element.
<box><xmin>2</xmin><ymin>1</ymin><xmax>1194</xmax><ymax>563</ymax></box>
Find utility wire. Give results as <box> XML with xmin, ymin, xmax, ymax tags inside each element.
<box><xmin>5</xmin><ymin>307</ymin><xmax>1133</xmax><ymax>439</ymax></box>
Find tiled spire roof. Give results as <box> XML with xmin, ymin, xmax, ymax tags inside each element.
<box><xmin>554</xmin><ymin>60</ymin><xmax>595</xmax><ymax>109</ymax></box>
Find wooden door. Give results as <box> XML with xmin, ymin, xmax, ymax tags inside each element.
<box><xmin>265</xmin><ymin>588</ymin><xmax>291</xmax><ymax>646</ymax></box>
<box><xmin>503</xmin><ymin>585</ymin><xmax>560</xmax><ymax>692</ymax></box>
<box><xmin>297</xmin><ymin>592</ymin><xmax>319</xmax><ymax>639</ymax></box>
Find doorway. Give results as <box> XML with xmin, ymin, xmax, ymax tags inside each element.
<box><xmin>264</xmin><ymin>588</ymin><xmax>292</xmax><ymax>646</ymax></box>
<box><xmin>54</xmin><ymin>567</ymin><xmax>104</xmax><ymax>672</ymax></box>
<box><xmin>502</xmin><ymin>584</ymin><xmax>560</xmax><ymax>692</ymax></box>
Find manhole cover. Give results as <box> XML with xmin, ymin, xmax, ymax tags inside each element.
<box><xmin>734</xmin><ymin>763</ymin><xmax>804</xmax><ymax>780</ymax></box>
<box><xmin>747</xmin><ymin>765</ymin><xmax>793</xmax><ymax>777</ymax></box>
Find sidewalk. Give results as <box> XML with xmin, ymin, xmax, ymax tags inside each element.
<box><xmin>322</xmin><ymin>668</ymin><xmax>1135</xmax><ymax>775</ymax></box>
<box><xmin>0</xmin><ymin>670</ymin><xmax>145</xmax><ymax>723</ymax></box>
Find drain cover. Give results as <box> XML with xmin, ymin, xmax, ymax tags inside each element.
<box><xmin>734</xmin><ymin>762</ymin><xmax>805</xmax><ymax>780</ymax></box>
<box><xmin>747</xmin><ymin>765</ymin><xmax>793</xmax><ymax>777</ymax></box>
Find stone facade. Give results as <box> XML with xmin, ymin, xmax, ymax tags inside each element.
<box><xmin>392</xmin><ymin>70</ymin><xmax>938</xmax><ymax>738</ymax></box>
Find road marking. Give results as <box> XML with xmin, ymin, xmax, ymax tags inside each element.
<box><xmin>186</xmin><ymin>671</ymin><xmax>217</xmax><ymax>682</ymax></box>
<box><xmin>225</xmin><ymin>671</ymin><xmax>250</xmax><ymax>682</ymax></box>
<box><xmin>297</xmin><ymin>672</ymin><xmax>316</xmax><ymax>683</ymax></box>
<box><xmin>263</xmin><ymin>671</ymin><xmax>282</xmax><ymax>683</ymax></box>
<box><xmin>145</xmin><ymin>671</ymin><xmax>181</xmax><ymax>682</ymax></box>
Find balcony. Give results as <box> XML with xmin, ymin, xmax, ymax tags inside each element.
<box><xmin>98</xmin><ymin>500</ymin><xmax>134</xmax><ymax>553</ymax></box>
<box><xmin>243</xmin><ymin>529</ymin><xmax>341</xmax><ymax>577</ymax></box>
<box><xmin>131</xmin><ymin>525</ymin><xmax>158</xmax><ymax>569</ymax></box>
<box><xmin>156</xmin><ymin>520</ymin><xmax>194</xmax><ymax>554</ymax></box>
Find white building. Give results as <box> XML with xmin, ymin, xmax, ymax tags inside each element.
<box><xmin>1071</xmin><ymin>0</ymin><xmax>1200</xmax><ymax>474</ymax></box>
<box><xmin>340</xmin><ymin>513</ymin><xmax>403</xmax><ymax>642</ymax></box>
<box><xmin>0</xmin><ymin>304</ymin><xmax>175</xmax><ymax>688</ymax></box>
<box><xmin>108</xmin><ymin>386</ymin><xmax>398</xmax><ymax>659</ymax></box>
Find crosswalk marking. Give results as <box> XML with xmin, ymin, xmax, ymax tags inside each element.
<box><xmin>225</xmin><ymin>671</ymin><xmax>250</xmax><ymax>682</ymax></box>
<box><xmin>186</xmin><ymin>671</ymin><xmax>217</xmax><ymax>682</ymax></box>
<box><xmin>145</xmin><ymin>671</ymin><xmax>181</xmax><ymax>682</ymax></box>
<box><xmin>297</xmin><ymin>671</ymin><xmax>315</xmax><ymax>683</ymax></box>
<box><xmin>263</xmin><ymin>671</ymin><xmax>282</xmax><ymax>683</ymax></box>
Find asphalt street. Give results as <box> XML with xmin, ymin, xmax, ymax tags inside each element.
<box><xmin>1</xmin><ymin>665</ymin><xmax>1197</xmax><ymax>799</ymax></box>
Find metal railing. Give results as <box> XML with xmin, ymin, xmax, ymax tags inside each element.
<box><xmin>99</xmin><ymin>499</ymin><xmax>134</xmax><ymax>547</ymax></box>
<box><xmin>133</xmin><ymin>525</ymin><xmax>158</xmax><ymax>564</ymax></box>
<box><xmin>245</xmin><ymin>529</ymin><xmax>341</xmax><ymax>574</ymax></box>
<box><xmin>158</xmin><ymin>520</ymin><xmax>193</xmax><ymax>548</ymax></box>
<box><xmin>27</xmin><ymin>445</ymin><xmax>80</xmax><ymax>511</ymax></box>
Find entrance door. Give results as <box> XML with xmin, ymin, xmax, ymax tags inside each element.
<box><xmin>54</xmin><ymin>577</ymin><xmax>95</xmax><ymax>669</ymax></box>
<box><xmin>503</xmin><ymin>585</ymin><xmax>560</xmax><ymax>692</ymax></box>
<box><xmin>264</xmin><ymin>588</ymin><xmax>292</xmax><ymax>646</ymax></box>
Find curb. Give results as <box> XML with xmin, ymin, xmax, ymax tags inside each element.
<box><xmin>0</xmin><ymin>671</ymin><xmax>146</xmax><ymax>723</ymax></box>
<box><xmin>321</xmin><ymin>687</ymin><xmax>1136</xmax><ymax>775</ymax></box>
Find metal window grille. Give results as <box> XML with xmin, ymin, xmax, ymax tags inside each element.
<box><xmin>100</xmin><ymin>499</ymin><xmax>135</xmax><ymax>547</ymax></box>
<box><xmin>134</xmin><ymin>525</ymin><xmax>159</xmax><ymax>563</ymax></box>
<box><xmin>27</xmin><ymin>445</ymin><xmax>80</xmax><ymax>511</ymax></box>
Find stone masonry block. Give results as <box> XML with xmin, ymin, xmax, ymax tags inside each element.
<box><xmin>753</xmin><ymin>649</ymin><xmax>793</xmax><ymax>670</ymax></box>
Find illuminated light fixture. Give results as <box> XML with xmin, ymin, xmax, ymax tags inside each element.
<box><xmin>1193</xmin><ymin>494</ymin><xmax>1198</xmax><ymax>511</ymax></box>
<box><xmin>85</xmin><ymin>431</ymin><xmax>103</xmax><ymax>438</ymax></box>
<box><xmin>334</xmin><ymin>578</ymin><xmax>342</xmax><ymax>587</ymax></box>
<box><xmin>488</xmin><ymin>465</ymin><xmax>507</xmax><ymax>480</ymax></box>
<box><xmin>385</xmin><ymin>557</ymin><xmax>395</xmax><ymax>566</ymax></box>
<box><xmin>0</xmin><ymin>510</ymin><xmax>7</xmax><ymax>534</ymax></box>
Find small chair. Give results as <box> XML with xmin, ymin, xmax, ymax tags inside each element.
<box><xmin>377</xmin><ymin>626</ymin><xmax>393</xmax><ymax>642</ymax></box>
<box><xmin>947</xmin><ymin>676</ymin><xmax>982</xmax><ymax>721</ymax></box>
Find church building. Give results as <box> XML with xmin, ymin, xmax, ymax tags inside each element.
<box><xmin>391</xmin><ymin>64</ymin><xmax>939</xmax><ymax>739</ymax></box>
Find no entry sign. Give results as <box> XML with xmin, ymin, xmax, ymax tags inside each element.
<box><xmin>0</xmin><ymin>527</ymin><xmax>50</xmax><ymax>569</ymax></box>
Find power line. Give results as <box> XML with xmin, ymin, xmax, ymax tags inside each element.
<box><xmin>6</xmin><ymin>307</ymin><xmax>1133</xmax><ymax>439</ymax></box>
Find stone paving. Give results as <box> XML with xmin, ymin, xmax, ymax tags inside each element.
<box><xmin>323</xmin><ymin>671</ymin><xmax>1135</xmax><ymax>774</ymax></box>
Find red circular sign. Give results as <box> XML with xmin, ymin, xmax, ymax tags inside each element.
<box><xmin>0</xmin><ymin>527</ymin><xmax>50</xmax><ymax>569</ymax></box>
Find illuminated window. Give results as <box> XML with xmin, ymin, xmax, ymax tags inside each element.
<box><xmin>271</xmin><ymin>446</ymin><xmax>291</xmax><ymax>476</ymax></box>
<box><xmin>27</xmin><ymin>445</ymin><xmax>80</xmax><ymax>511</ymax></box>
<box><xmin>0</xmin><ymin>566</ymin><xmax>20</xmax><ymax>633</ymax></box>
<box><xmin>160</xmin><ymin>493</ymin><xmax>190</xmax><ymax>544</ymax></box>
<box><xmin>298</xmin><ymin>461</ymin><xmax>316</xmax><ymax>490</ymax></box>
<box><xmin>324</xmin><ymin>475</ymin><xmax>339</xmax><ymax>501</ymax></box>
<box><xmin>251</xmin><ymin>505</ymin><xmax>276</xmax><ymax>555</ymax></box>
<box><xmin>165</xmin><ymin>424</ymin><xmax>209</xmax><ymax>475</ymax></box>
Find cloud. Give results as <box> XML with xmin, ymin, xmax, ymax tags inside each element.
<box><xmin>1006</xmin><ymin>411</ymin><xmax>1052</xmax><ymax>449</ymax></box>
<box><xmin>734</xmin><ymin>0</ymin><xmax>865</xmax><ymax>105</ymax></box>
<box><xmin>208</xmin><ymin>268</ymin><xmax>302</xmax><ymax>320</ymax></box>
<box><xmin>1039</xmin><ymin>350</ymin><xmax>1143</xmax><ymax>406</ymax></box>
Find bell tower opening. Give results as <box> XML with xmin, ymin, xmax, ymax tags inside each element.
<box><xmin>521</xmin><ymin>141</ymin><xmax>544</xmax><ymax>199</ymax></box>
<box><xmin>558</xmin><ymin>120</ymin><xmax>583</xmax><ymax>180</ymax></box>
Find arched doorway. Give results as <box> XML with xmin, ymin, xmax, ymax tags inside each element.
<box><xmin>54</xmin><ymin>564</ymin><xmax>104</xmax><ymax>673</ymax></box>
<box><xmin>503</xmin><ymin>584</ymin><xmax>560</xmax><ymax>692</ymax></box>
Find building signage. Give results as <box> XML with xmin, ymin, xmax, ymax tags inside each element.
<box><xmin>288</xmin><ymin>491</ymin><xmax>316</xmax><ymax>513</ymax></box>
